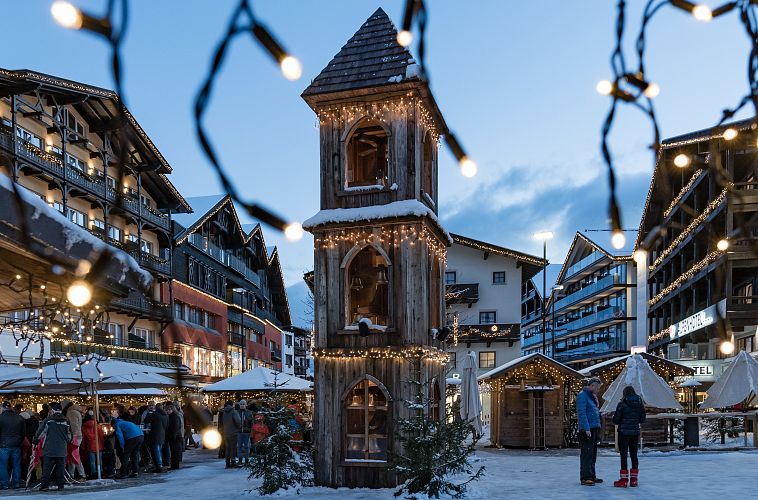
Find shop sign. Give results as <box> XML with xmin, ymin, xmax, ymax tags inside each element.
<box><xmin>669</xmin><ymin>300</ymin><xmax>726</xmax><ymax>340</ymax></box>
<box><xmin>676</xmin><ymin>359</ymin><xmax>729</xmax><ymax>382</ymax></box>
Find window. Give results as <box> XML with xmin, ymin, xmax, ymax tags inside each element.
<box><xmin>479</xmin><ymin>351</ymin><xmax>496</xmax><ymax>369</ymax></box>
<box><xmin>132</xmin><ymin>327</ymin><xmax>156</xmax><ymax>348</ymax></box>
<box><xmin>421</xmin><ymin>132</ymin><xmax>434</xmax><ymax>197</ymax></box>
<box><xmin>106</xmin><ymin>323</ymin><xmax>125</xmax><ymax>345</ymax></box>
<box><xmin>91</xmin><ymin>219</ymin><xmax>105</xmax><ymax>232</ymax></box>
<box><xmin>107</xmin><ymin>226</ymin><xmax>122</xmax><ymax>242</ymax></box>
<box><xmin>140</xmin><ymin>239</ymin><xmax>154</xmax><ymax>255</ymax></box>
<box><xmin>66</xmin><ymin>153</ymin><xmax>86</xmax><ymax>172</ymax></box>
<box><xmin>127</xmin><ymin>234</ymin><xmax>139</xmax><ymax>244</ymax></box>
<box><xmin>430</xmin><ymin>257</ymin><xmax>441</xmax><ymax>329</ymax></box>
<box><xmin>228</xmin><ymin>345</ymin><xmax>243</xmax><ymax>376</ymax></box>
<box><xmin>493</xmin><ymin>271</ymin><xmax>507</xmax><ymax>284</ymax></box>
<box><xmin>67</xmin><ymin>208</ymin><xmax>86</xmax><ymax>227</ymax></box>
<box><xmin>445</xmin><ymin>271</ymin><xmax>457</xmax><ymax>285</ymax></box>
<box><xmin>479</xmin><ymin>311</ymin><xmax>497</xmax><ymax>324</ymax></box>
<box><xmin>106</xmin><ymin>176</ymin><xmax>118</xmax><ymax>191</ymax></box>
<box><xmin>140</xmin><ymin>194</ymin><xmax>152</xmax><ymax>209</ymax></box>
<box><xmin>66</xmin><ymin>111</ymin><xmax>86</xmax><ymax>139</ymax></box>
<box><xmin>285</xmin><ymin>354</ymin><xmax>293</xmax><ymax>367</ymax></box>
<box><xmin>174</xmin><ymin>302</ymin><xmax>184</xmax><ymax>320</ymax></box>
<box><xmin>51</xmin><ymin>201</ymin><xmax>64</xmax><ymax>214</ymax></box>
<box><xmin>285</xmin><ymin>334</ymin><xmax>293</xmax><ymax>347</ymax></box>
<box><xmin>346</xmin><ymin>121</ymin><xmax>389</xmax><ymax>188</ymax></box>
<box><xmin>16</xmin><ymin>126</ymin><xmax>42</xmax><ymax>149</ymax></box>
<box><xmin>345</xmin><ymin>378</ymin><xmax>389</xmax><ymax>461</ymax></box>
<box><xmin>449</xmin><ymin>351</ymin><xmax>457</xmax><ymax>369</ymax></box>
<box><xmin>346</xmin><ymin>246</ymin><xmax>389</xmax><ymax>327</ymax></box>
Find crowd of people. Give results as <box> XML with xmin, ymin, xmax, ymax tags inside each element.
<box><xmin>0</xmin><ymin>398</ymin><xmax>215</xmax><ymax>491</ymax></box>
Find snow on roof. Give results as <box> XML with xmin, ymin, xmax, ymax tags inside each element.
<box><xmin>172</xmin><ymin>194</ymin><xmax>226</xmax><ymax>232</ymax></box>
<box><xmin>579</xmin><ymin>354</ymin><xmax>632</xmax><ymax>375</ymax></box>
<box><xmin>478</xmin><ymin>353</ymin><xmax>540</xmax><ymax>380</ymax></box>
<box><xmin>303</xmin><ymin>199</ymin><xmax>452</xmax><ymax>242</ymax></box>
<box><xmin>0</xmin><ymin>175</ymin><xmax>152</xmax><ymax>288</ymax></box>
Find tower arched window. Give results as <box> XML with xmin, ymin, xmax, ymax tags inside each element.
<box><xmin>430</xmin><ymin>256</ymin><xmax>442</xmax><ymax>330</ymax></box>
<box><xmin>346</xmin><ymin>120</ymin><xmax>389</xmax><ymax>188</ymax></box>
<box><xmin>344</xmin><ymin>376</ymin><xmax>390</xmax><ymax>462</ymax></box>
<box><xmin>422</xmin><ymin>131</ymin><xmax>434</xmax><ymax>198</ymax></box>
<box><xmin>346</xmin><ymin>245</ymin><xmax>390</xmax><ymax>327</ymax></box>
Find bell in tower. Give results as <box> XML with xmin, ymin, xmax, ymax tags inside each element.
<box><xmin>302</xmin><ymin>7</ymin><xmax>450</xmax><ymax>488</ymax></box>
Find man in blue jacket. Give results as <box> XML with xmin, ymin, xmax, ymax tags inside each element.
<box><xmin>112</xmin><ymin>411</ymin><xmax>144</xmax><ymax>479</ymax></box>
<box><xmin>576</xmin><ymin>377</ymin><xmax>602</xmax><ymax>486</ymax></box>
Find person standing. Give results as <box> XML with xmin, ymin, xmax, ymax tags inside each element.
<box><xmin>19</xmin><ymin>409</ymin><xmax>39</xmax><ymax>483</ymax></box>
<box><xmin>62</xmin><ymin>400</ymin><xmax>85</xmax><ymax>480</ymax></box>
<box><xmin>112</xmin><ymin>413</ymin><xmax>144</xmax><ymax>478</ymax></box>
<box><xmin>577</xmin><ymin>377</ymin><xmax>603</xmax><ymax>486</ymax></box>
<box><xmin>164</xmin><ymin>403</ymin><xmax>182</xmax><ymax>470</ymax></box>
<box><xmin>236</xmin><ymin>400</ymin><xmax>253</xmax><ymax>465</ymax></box>
<box><xmin>613</xmin><ymin>386</ymin><xmax>646</xmax><ymax>488</ymax></box>
<box><xmin>0</xmin><ymin>401</ymin><xmax>25</xmax><ymax>490</ymax></box>
<box><xmin>81</xmin><ymin>411</ymin><xmax>105</xmax><ymax>479</ymax></box>
<box><xmin>144</xmin><ymin>403</ymin><xmax>168</xmax><ymax>472</ymax></box>
<box><xmin>33</xmin><ymin>403</ymin><xmax>72</xmax><ymax>492</ymax></box>
<box><xmin>221</xmin><ymin>401</ymin><xmax>241</xmax><ymax>468</ymax></box>
<box><xmin>173</xmin><ymin>402</ymin><xmax>185</xmax><ymax>459</ymax></box>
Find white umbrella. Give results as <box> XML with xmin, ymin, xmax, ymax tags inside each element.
<box><xmin>701</xmin><ymin>350</ymin><xmax>758</xmax><ymax>409</ymax></box>
<box><xmin>459</xmin><ymin>351</ymin><xmax>482</xmax><ymax>435</ymax></box>
<box><xmin>600</xmin><ymin>354</ymin><xmax>682</xmax><ymax>412</ymax></box>
<box><xmin>202</xmin><ymin>366</ymin><xmax>312</xmax><ymax>393</ymax></box>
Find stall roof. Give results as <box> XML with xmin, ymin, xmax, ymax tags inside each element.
<box><xmin>580</xmin><ymin>352</ymin><xmax>693</xmax><ymax>377</ymax></box>
<box><xmin>478</xmin><ymin>353</ymin><xmax>583</xmax><ymax>381</ymax></box>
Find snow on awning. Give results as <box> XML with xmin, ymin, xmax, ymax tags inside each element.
<box><xmin>0</xmin><ymin>175</ymin><xmax>152</xmax><ymax>291</ymax></box>
<box><xmin>303</xmin><ymin>199</ymin><xmax>452</xmax><ymax>243</ymax></box>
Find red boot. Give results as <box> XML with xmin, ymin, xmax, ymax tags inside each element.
<box><xmin>613</xmin><ymin>470</ymin><xmax>629</xmax><ymax>487</ymax></box>
<box><xmin>630</xmin><ymin>469</ymin><xmax>639</xmax><ymax>487</ymax></box>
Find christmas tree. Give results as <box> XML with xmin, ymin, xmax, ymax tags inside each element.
<box><xmin>248</xmin><ymin>373</ymin><xmax>314</xmax><ymax>495</ymax></box>
<box><xmin>389</xmin><ymin>361</ymin><xmax>484</xmax><ymax>499</ymax></box>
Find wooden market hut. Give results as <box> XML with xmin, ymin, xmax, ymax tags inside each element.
<box><xmin>480</xmin><ymin>353</ymin><xmax>583</xmax><ymax>448</ymax></box>
<box><xmin>580</xmin><ymin>352</ymin><xmax>693</xmax><ymax>445</ymax></box>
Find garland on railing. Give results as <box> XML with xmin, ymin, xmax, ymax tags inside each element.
<box><xmin>649</xmin><ymin>188</ymin><xmax>729</xmax><ymax>272</ymax></box>
<box><xmin>648</xmin><ymin>250</ymin><xmax>725</xmax><ymax>306</ymax></box>
<box><xmin>662</xmin><ymin>169</ymin><xmax>704</xmax><ymax>218</ymax></box>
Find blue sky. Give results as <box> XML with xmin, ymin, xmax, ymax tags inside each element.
<box><xmin>3</xmin><ymin>1</ymin><xmax>751</xmax><ymax>324</ymax></box>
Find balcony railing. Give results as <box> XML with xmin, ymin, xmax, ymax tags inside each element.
<box><xmin>228</xmin><ymin>331</ymin><xmax>246</xmax><ymax>345</ymax></box>
<box><xmin>564</xmin><ymin>251</ymin><xmax>605</xmax><ymax>280</ymax></box>
<box><xmin>553</xmin><ymin>273</ymin><xmax>625</xmax><ymax>312</ymax></box>
<box><xmin>271</xmin><ymin>348</ymin><xmax>282</xmax><ymax>362</ymax></box>
<box><xmin>0</xmin><ymin>130</ymin><xmax>170</xmax><ymax>231</ymax></box>
<box><xmin>188</xmin><ymin>233</ymin><xmax>261</xmax><ymax>287</ymax></box>
<box><xmin>110</xmin><ymin>295</ymin><xmax>170</xmax><ymax>320</ymax></box>
<box><xmin>556</xmin><ymin>306</ymin><xmax>625</xmax><ymax>336</ymax></box>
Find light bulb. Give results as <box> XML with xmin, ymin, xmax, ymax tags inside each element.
<box><xmin>397</xmin><ymin>30</ymin><xmax>413</xmax><ymax>47</ymax></box>
<box><xmin>280</xmin><ymin>55</ymin><xmax>302</xmax><ymax>81</ymax></box>
<box><xmin>51</xmin><ymin>1</ymin><xmax>82</xmax><ymax>29</ymax></box>
<box><xmin>596</xmin><ymin>80</ymin><xmax>613</xmax><ymax>96</ymax></box>
<box><xmin>673</xmin><ymin>153</ymin><xmax>690</xmax><ymax>168</ymax></box>
<box><xmin>722</xmin><ymin>128</ymin><xmax>738</xmax><ymax>141</ymax></box>
<box><xmin>202</xmin><ymin>428</ymin><xmax>222</xmax><ymax>449</ymax></box>
<box><xmin>717</xmin><ymin>239</ymin><xmax>729</xmax><ymax>251</ymax></box>
<box><xmin>284</xmin><ymin>222</ymin><xmax>304</xmax><ymax>242</ymax></box>
<box><xmin>611</xmin><ymin>230</ymin><xmax>626</xmax><ymax>250</ymax></box>
<box><xmin>66</xmin><ymin>280</ymin><xmax>92</xmax><ymax>307</ymax></box>
<box><xmin>633</xmin><ymin>249</ymin><xmax>647</xmax><ymax>265</ymax></box>
<box><xmin>692</xmin><ymin>4</ymin><xmax>713</xmax><ymax>22</ymax></box>
<box><xmin>643</xmin><ymin>83</ymin><xmax>660</xmax><ymax>98</ymax></box>
<box><xmin>460</xmin><ymin>157</ymin><xmax>478</xmax><ymax>178</ymax></box>
<box><xmin>15</xmin><ymin>274</ymin><xmax>21</xmax><ymax>280</ymax></box>
<box><xmin>719</xmin><ymin>340</ymin><xmax>734</xmax><ymax>355</ymax></box>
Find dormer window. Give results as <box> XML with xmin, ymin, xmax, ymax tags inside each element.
<box><xmin>346</xmin><ymin>121</ymin><xmax>389</xmax><ymax>188</ymax></box>
<box><xmin>346</xmin><ymin>246</ymin><xmax>389</xmax><ymax>327</ymax></box>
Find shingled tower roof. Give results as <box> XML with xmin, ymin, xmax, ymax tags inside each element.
<box><xmin>302</xmin><ymin>8</ymin><xmax>421</xmax><ymax>97</ymax></box>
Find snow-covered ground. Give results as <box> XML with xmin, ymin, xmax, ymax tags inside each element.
<box><xmin>6</xmin><ymin>446</ymin><xmax>757</xmax><ymax>499</ymax></box>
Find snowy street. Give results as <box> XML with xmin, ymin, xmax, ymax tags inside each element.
<box><xmin>4</xmin><ymin>446</ymin><xmax>757</xmax><ymax>499</ymax></box>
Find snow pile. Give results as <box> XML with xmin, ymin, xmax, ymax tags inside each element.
<box><xmin>343</xmin><ymin>184</ymin><xmax>385</xmax><ymax>192</ymax></box>
<box><xmin>303</xmin><ymin>199</ymin><xmax>452</xmax><ymax>242</ymax></box>
<box><xmin>388</xmin><ymin>75</ymin><xmax>403</xmax><ymax>83</ymax></box>
<box><xmin>0</xmin><ymin>175</ymin><xmax>152</xmax><ymax>288</ymax></box>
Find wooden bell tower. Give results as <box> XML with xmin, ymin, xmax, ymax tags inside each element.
<box><xmin>302</xmin><ymin>8</ymin><xmax>450</xmax><ymax>489</ymax></box>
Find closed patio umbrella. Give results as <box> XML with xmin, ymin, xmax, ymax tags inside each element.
<box><xmin>600</xmin><ymin>354</ymin><xmax>682</xmax><ymax>412</ymax></box>
<box><xmin>459</xmin><ymin>351</ymin><xmax>482</xmax><ymax>436</ymax></box>
<box><xmin>701</xmin><ymin>350</ymin><xmax>758</xmax><ymax>409</ymax></box>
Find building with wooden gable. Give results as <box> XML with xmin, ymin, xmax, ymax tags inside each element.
<box><xmin>0</xmin><ymin>68</ymin><xmax>189</xmax><ymax>365</ymax></box>
<box><xmin>165</xmin><ymin>195</ymin><xmax>291</xmax><ymax>382</ymax></box>
<box><xmin>637</xmin><ymin>121</ymin><xmax>758</xmax><ymax>365</ymax></box>
<box><xmin>521</xmin><ymin>232</ymin><xmax>637</xmax><ymax>368</ymax></box>
<box><xmin>302</xmin><ymin>8</ymin><xmax>450</xmax><ymax>488</ymax></box>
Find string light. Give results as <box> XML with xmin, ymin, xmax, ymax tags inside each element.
<box><xmin>722</xmin><ymin>127</ymin><xmax>738</xmax><ymax>140</ymax></box>
<box><xmin>596</xmin><ymin>80</ymin><xmax>613</xmax><ymax>96</ymax></box>
<box><xmin>691</xmin><ymin>4</ymin><xmax>713</xmax><ymax>22</ymax></box>
<box><xmin>663</xmin><ymin>169</ymin><xmax>703</xmax><ymax>218</ymax></box>
<box><xmin>611</xmin><ymin>230</ymin><xmax>626</xmax><ymax>250</ymax></box>
<box><xmin>673</xmin><ymin>153</ymin><xmax>691</xmax><ymax>168</ymax></box>
<box><xmin>279</xmin><ymin>56</ymin><xmax>302</xmax><ymax>81</ymax></box>
<box><xmin>202</xmin><ymin>428</ymin><xmax>222</xmax><ymax>449</ymax></box>
<box><xmin>649</xmin><ymin>250</ymin><xmax>725</xmax><ymax>306</ymax></box>
<box><xmin>66</xmin><ymin>280</ymin><xmax>92</xmax><ymax>307</ymax></box>
<box><xmin>716</xmin><ymin>238</ymin><xmax>729</xmax><ymax>251</ymax></box>
<box><xmin>633</xmin><ymin>249</ymin><xmax>647</xmax><ymax>265</ymax></box>
<box><xmin>397</xmin><ymin>29</ymin><xmax>413</xmax><ymax>47</ymax></box>
<box><xmin>313</xmin><ymin>345</ymin><xmax>448</xmax><ymax>365</ymax></box>
<box><xmin>51</xmin><ymin>1</ymin><xmax>82</xmax><ymax>29</ymax></box>
<box><xmin>284</xmin><ymin>222</ymin><xmax>304</xmax><ymax>242</ymax></box>
<box><xmin>719</xmin><ymin>340</ymin><xmax>734</xmax><ymax>355</ymax></box>
<box><xmin>643</xmin><ymin>82</ymin><xmax>661</xmax><ymax>98</ymax></box>
<box><xmin>313</xmin><ymin>224</ymin><xmax>448</xmax><ymax>262</ymax></box>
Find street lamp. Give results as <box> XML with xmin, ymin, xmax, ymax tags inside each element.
<box><xmin>534</xmin><ymin>231</ymin><xmax>554</xmax><ymax>355</ymax></box>
<box><xmin>551</xmin><ymin>285</ymin><xmax>564</xmax><ymax>358</ymax></box>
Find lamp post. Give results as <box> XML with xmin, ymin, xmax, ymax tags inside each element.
<box><xmin>551</xmin><ymin>285</ymin><xmax>564</xmax><ymax>358</ymax></box>
<box><xmin>534</xmin><ymin>231</ymin><xmax>553</xmax><ymax>355</ymax></box>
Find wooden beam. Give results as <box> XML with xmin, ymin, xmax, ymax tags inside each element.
<box><xmin>89</xmin><ymin>117</ymin><xmax>123</xmax><ymax>134</ymax></box>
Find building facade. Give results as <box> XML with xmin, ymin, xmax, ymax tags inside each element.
<box><xmin>637</xmin><ymin>121</ymin><xmax>758</xmax><ymax>377</ymax></box>
<box><xmin>445</xmin><ymin>234</ymin><xmax>543</xmax><ymax>378</ymax></box>
<box><xmin>163</xmin><ymin>195</ymin><xmax>290</xmax><ymax>382</ymax></box>
<box><xmin>522</xmin><ymin>233</ymin><xmax>637</xmax><ymax>369</ymax></box>
<box><xmin>0</xmin><ymin>69</ymin><xmax>188</xmax><ymax>365</ymax></box>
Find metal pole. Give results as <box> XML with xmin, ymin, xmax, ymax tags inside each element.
<box><xmin>93</xmin><ymin>381</ymin><xmax>102</xmax><ymax>480</ymax></box>
<box><xmin>551</xmin><ymin>289</ymin><xmax>556</xmax><ymax>358</ymax></box>
<box><xmin>541</xmin><ymin>240</ymin><xmax>547</xmax><ymax>354</ymax></box>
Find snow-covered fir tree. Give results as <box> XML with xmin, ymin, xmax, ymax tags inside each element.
<box><xmin>389</xmin><ymin>361</ymin><xmax>484</xmax><ymax>499</ymax></box>
<box><xmin>247</xmin><ymin>373</ymin><xmax>314</xmax><ymax>494</ymax></box>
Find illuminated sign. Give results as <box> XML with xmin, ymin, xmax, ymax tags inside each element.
<box><xmin>669</xmin><ymin>300</ymin><xmax>726</xmax><ymax>340</ymax></box>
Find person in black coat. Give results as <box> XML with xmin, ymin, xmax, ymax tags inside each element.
<box><xmin>164</xmin><ymin>403</ymin><xmax>183</xmax><ymax>470</ymax></box>
<box><xmin>612</xmin><ymin>386</ymin><xmax>646</xmax><ymax>488</ymax></box>
<box><xmin>0</xmin><ymin>401</ymin><xmax>26</xmax><ymax>489</ymax></box>
<box><xmin>144</xmin><ymin>403</ymin><xmax>168</xmax><ymax>472</ymax></box>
